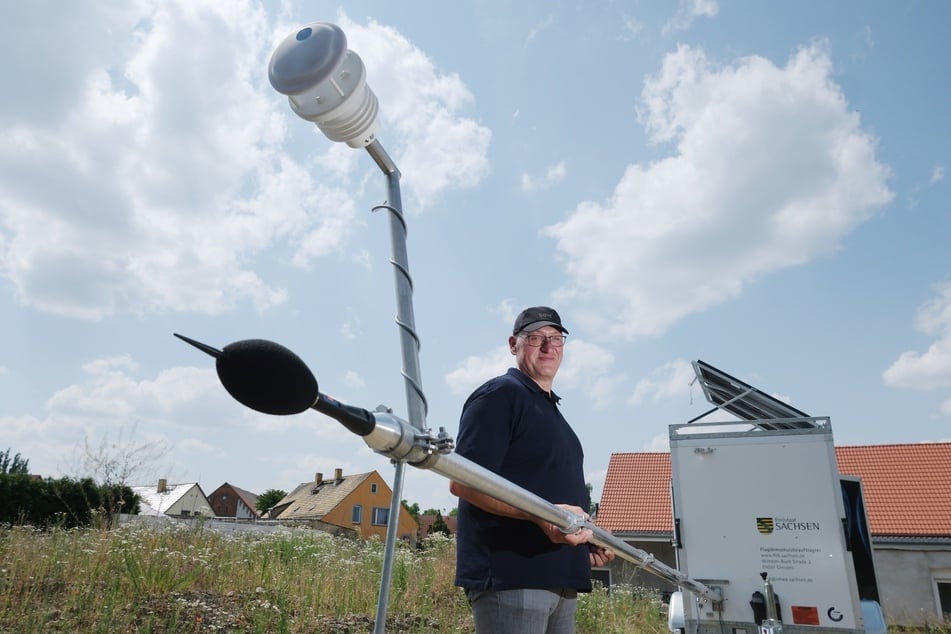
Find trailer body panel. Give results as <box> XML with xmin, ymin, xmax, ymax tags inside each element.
<box><xmin>670</xmin><ymin>421</ymin><xmax>866</xmax><ymax>632</ymax></box>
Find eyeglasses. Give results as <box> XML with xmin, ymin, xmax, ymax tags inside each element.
<box><xmin>518</xmin><ymin>333</ymin><xmax>567</xmax><ymax>347</ymax></box>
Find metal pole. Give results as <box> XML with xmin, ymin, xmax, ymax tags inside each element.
<box><xmin>364</xmin><ymin>139</ymin><xmax>428</xmax><ymax>634</ymax></box>
<box><xmin>264</xmin><ymin>22</ymin><xmax>428</xmax><ymax>633</ymax></box>
<box><xmin>365</xmin><ymin>140</ymin><xmax>428</xmax><ymax>430</ymax></box>
<box><xmin>759</xmin><ymin>573</ymin><xmax>784</xmax><ymax>633</ymax></box>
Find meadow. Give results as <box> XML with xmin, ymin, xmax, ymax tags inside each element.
<box><xmin>0</xmin><ymin>521</ymin><xmax>665</xmax><ymax>633</ymax></box>
<box><xmin>0</xmin><ymin>521</ymin><xmax>946</xmax><ymax>633</ymax></box>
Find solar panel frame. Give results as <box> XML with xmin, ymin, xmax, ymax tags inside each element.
<box><xmin>691</xmin><ymin>360</ymin><xmax>816</xmax><ymax>429</ymax></box>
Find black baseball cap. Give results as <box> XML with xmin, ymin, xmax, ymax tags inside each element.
<box><xmin>512</xmin><ymin>306</ymin><xmax>569</xmax><ymax>334</ymax></box>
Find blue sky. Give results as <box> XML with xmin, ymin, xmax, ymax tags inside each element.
<box><xmin>2</xmin><ymin>1</ymin><xmax>948</xmax><ymax>514</ymax></box>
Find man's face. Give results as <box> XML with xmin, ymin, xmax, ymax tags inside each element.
<box><xmin>510</xmin><ymin>325</ymin><xmax>564</xmax><ymax>388</ymax></box>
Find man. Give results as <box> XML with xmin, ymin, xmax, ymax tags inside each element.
<box><xmin>450</xmin><ymin>306</ymin><xmax>614</xmax><ymax>634</ymax></box>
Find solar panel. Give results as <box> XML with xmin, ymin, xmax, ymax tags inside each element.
<box><xmin>691</xmin><ymin>360</ymin><xmax>817</xmax><ymax>429</ymax></box>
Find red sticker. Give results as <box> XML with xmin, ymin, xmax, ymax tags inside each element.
<box><xmin>791</xmin><ymin>605</ymin><xmax>820</xmax><ymax>625</ymax></box>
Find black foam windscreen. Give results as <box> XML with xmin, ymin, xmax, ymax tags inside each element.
<box><xmin>215</xmin><ymin>339</ymin><xmax>319</xmax><ymax>415</ymax></box>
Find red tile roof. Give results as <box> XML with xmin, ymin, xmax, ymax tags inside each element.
<box><xmin>597</xmin><ymin>452</ymin><xmax>672</xmax><ymax>534</ymax></box>
<box><xmin>836</xmin><ymin>443</ymin><xmax>951</xmax><ymax>537</ymax></box>
<box><xmin>597</xmin><ymin>443</ymin><xmax>951</xmax><ymax>539</ymax></box>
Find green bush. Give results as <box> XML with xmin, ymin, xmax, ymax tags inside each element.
<box><xmin>0</xmin><ymin>474</ymin><xmax>138</xmax><ymax>527</ymax></box>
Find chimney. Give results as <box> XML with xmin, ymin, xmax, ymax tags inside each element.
<box><xmin>314</xmin><ymin>472</ymin><xmax>323</xmax><ymax>486</ymax></box>
<box><xmin>334</xmin><ymin>468</ymin><xmax>343</xmax><ymax>483</ymax></box>
<box><xmin>157</xmin><ymin>478</ymin><xmax>168</xmax><ymax>493</ymax></box>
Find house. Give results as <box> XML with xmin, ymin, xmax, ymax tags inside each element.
<box><xmin>596</xmin><ymin>443</ymin><xmax>951</xmax><ymax>626</ymax></box>
<box><xmin>418</xmin><ymin>513</ymin><xmax>457</xmax><ymax>541</ymax></box>
<box><xmin>596</xmin><ymin>452</ymin><xmax>675</xmax><ymax>593</ymax></box>
<box><xmin>131</xmin><ymin>479</ymin><xmax>214</xmax><ymax>518</ymax></box>
<box><xmin>208</xmin><ymin>482</ymin><xmax>260</xmax><ymax>519</ymax></box>
<box><xmin>837</xmin><ymin>443</ymin><xmax>951</xmax><ymax>624</ymax></box>
<box><xmin>271</xmin><ymin>468</ymin><xmax>418</xmax><ymax>544</ymax></box>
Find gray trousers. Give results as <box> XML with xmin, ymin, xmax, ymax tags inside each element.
<box><xmin>466</xmin><ymin>588</ymin><xmax>579</xmax><ymax>634</ymax></box>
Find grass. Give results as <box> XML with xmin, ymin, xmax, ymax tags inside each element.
<box><xmin>0</xmin><ymin>521</ymin><xmax>946</xmax><ymax>633</ymax></box>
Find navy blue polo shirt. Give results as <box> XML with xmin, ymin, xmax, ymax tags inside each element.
<box><xmin>453</xmin><ymin>368</ymin><xmax>592</xmax><ymax>592</ymax></box>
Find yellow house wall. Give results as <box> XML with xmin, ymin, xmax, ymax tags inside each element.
<box><xmin>322</xmin><ymin>472</ymin><xmax>418</xmax><ymax>543</ymax></box>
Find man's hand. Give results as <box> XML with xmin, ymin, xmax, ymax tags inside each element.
<box><xmin>589</xmin><ymin>544</ymin><xmax>615</xmax><ymax>567</ymax></box>
<box><xmin>535</xmin><ymin>505</ymin><xmax>618</xmax><ymax>566</ymax></box>
<box><xmin>534</xmin><ymin>504</ymin><xmax>594</xmax><ymax>545</ymax></box>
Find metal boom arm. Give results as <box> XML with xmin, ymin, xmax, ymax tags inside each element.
<box><xmin>174</xmin><ymin>334</ymin><xmax>724</xmax><ymax>604</ymax></box>
<box><xmin>337</xmin><ymin>398</ymin><xmax>723</xmax><ymax>603</ymax></box>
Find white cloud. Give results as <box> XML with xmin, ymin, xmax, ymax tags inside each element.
<box><xmin>646</xmin><ymin>432</ymin><xmax>670</xmax><ymax>452</ymax></box>
<box><xmin>0</xmin><ymin>4</ymin><xmax>491</xmax><ymax>321</ymax></box>
<box><xmin>444</xmin><ymin>338</ymin><xmax>619</xmax><ymax>407</ymax></box>
<box><xmin>521</xmin><ymin>161</ymin><xmax>568</xmax><ymax>193</ymax></box>
<box><xmin>546</xmin><ymin>43</ymin><xmax>893</xmax><ymax>339</ymax></box>
<box><xmin>663</xmin><ymin>0</ymin><xmax>718</xmax><ymax>35</ymax></box>
<box><xmin>340</xmin><ymin>307</ymin><xmax>364</xmax><ymax>342</ymax></box>
<box><xmin>631</xmin><ymin>359</ymin><xmax>695</xmax><ymax>404</ymax></box>
<box><xmin>339</xmin><ymin>15</ymin><xmax>492</xmax><ymax>211</ymax></box>
<box><xmin>344</xmin><ymin>370</ymin><xmax>366</xmax><ymax>389</ymax></box>
<box><xmin>620</xmin><ymin>15</ymin><xmax>645</xmax><ymax>39</ymax></box>
<box><xmin>931</xmin><ymin>165</ymin><xmax>946</xmax><ymax>184</ymax></box>
<box><xmin>851</xmin><ymin>25</ymin><xmax>875</xmax><ymax>61</ymax></box>
<box><xmin>178</xmin><ymin>438</ymin><xmax>217</xmax><ymax>455</ymax></box>
<box><xmin>4</xmin><ymin>352</ymin><xmax>331</xmax><ymax>481</ymax></box>
<box><xmin>883</xmin><ymin>282</ymin><xmax>951</xmax><ymax>397</ymax></box>
<box><xmin>44</xmin><ymin>361</ymin><xmax>223</xmax><ymax>426</ymax></box>
<box><xmin>4</xmin><ymin>359</ymin><xmax>219</xmax><ymax>479</ymax></box>
<box><xmin>526</xmin><ymin>15</ymin><xmax>556</xmax><ymax>44</ymax></box>
<box><xmin>492</xmin><ymin>299</ymin><xmax>520</xmax><ymax>327</ymax></box>
<box><xmin>351</xmin><ymin>249</ymin><xmax>373</xmax><ymax>271</ymax></box>
<box><xmin>445</xmin><ymin>346</ymin><xmax>512</xmax><ymax>396</ymax></box>
<box><xmin>0</xmin><ymin>1</ymin><xmax>315</xmax><ymax>319</ymax></box>
<box><xmin>557</xmin><ymin>339</ymin><xmax>620</xmax><ymax>408</ymax></box>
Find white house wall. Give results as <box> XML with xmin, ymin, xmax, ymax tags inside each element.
<box><xmin>874</xmin><ymin>546</ymin><xmax>951</xmax><ymax>625</ymax></box>
<box><xmin>168</xmin><ymin>487</ymin><xmax>214</xmax><ymax>517</ymax></box>
<box><xmin>236</xmin><ymin>500</ymin><xmax>255</xmax><ymax>519</ymax></box>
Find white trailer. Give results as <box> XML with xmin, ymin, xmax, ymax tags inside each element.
<box><xmin>667</xmin><ymin>361</ymin><xmax>886</xmax><ymax>634</ymax></box>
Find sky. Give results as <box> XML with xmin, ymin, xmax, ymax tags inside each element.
<box><xmin>2</xmin><ymin>1</ymin><xmax>949</xmax><ymax>516</ymax></box>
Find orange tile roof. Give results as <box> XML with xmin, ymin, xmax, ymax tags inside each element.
<box><xmin>597</xmin><ymin>452</ymin><xmax>672</xmax><ymax>534</ymax></box>
<box><xmin>597</xmin><ymin>443</ymin><xmax>951</xmax><ymax>539</ymax></box>
<box><xmin>836</xmin><ymin>443</ymin><xmax>951</xmax><ymax>537</ymax></box>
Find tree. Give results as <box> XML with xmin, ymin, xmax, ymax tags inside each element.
<box><xmin>75</xmin><ymin>424</ymin><xmax>170</xmax><ymax>488</ymax></box>
<box><xmin>423</xmin><ymin>508</ymin><xmax>450</xmax><ymax>536</ymax></box>
<box><xmin>0</xmin><ymin>449</ymin><xmax>138</xmax><ymax>527</ymax></box>
<box><xmin>256</xmin><ymin>488</ymin><xmax>287</xmax><ymax>514</ymax></box>
<box><xmin>402</xmin><ymin>500</ymin><xmax>421</xmax><ymax>522</ymax></box>
<box><xmin>0</xmin><ymin>473</ymin><xmax>138</xmax><ymax>527</ymax></box>
<box><xmin>0</xmin><ymin>448</ymin><xmax>29</xmax><ymax>475</ymax></box>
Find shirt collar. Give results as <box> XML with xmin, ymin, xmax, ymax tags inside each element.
<box><xmin>508</xmin><ymin>367</ymin><xmax>561</xmax><ymax>404</ymax></box>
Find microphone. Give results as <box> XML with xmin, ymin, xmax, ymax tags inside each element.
<box><xmin>174</xmin><ymin>334</ymin><xmax>376</xmax><ymax>434</ymax></box>
<box><xmin>175</xmin><ymin>334</ymin><xmax>317</xmax><ymax>415</ymax></box>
